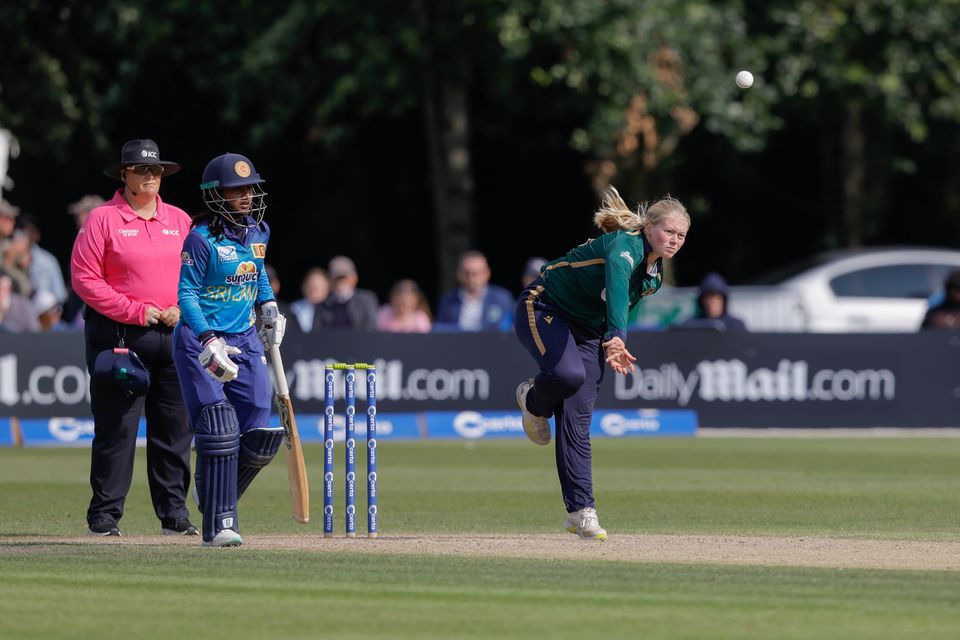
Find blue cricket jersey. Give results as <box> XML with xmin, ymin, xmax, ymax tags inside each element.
<box><xmin>178</xmin><ymin>220</ymin><xmax>274</xmax><ymax>336</ymax></box>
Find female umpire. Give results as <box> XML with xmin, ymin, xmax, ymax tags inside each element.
<box><xmin>71</xmin><ymin>139</ymin><xmax>197</xmax><ymax>537</ymax></box>
<box><xmin>514</xmin><ymin>187</ymin><xmax>690</xmax><ymax>540</ymax></box>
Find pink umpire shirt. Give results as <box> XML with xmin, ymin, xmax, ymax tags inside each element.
<box><xmin>71</xmin><ymin>189</ymin><xmax>193</xmax><ymax>326</ymax></box>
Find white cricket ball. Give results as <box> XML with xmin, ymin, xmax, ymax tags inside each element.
<box><xmin>736</xmin><ymin>70</ymin><xmax>754</xmax><ymax>89</ymax></box>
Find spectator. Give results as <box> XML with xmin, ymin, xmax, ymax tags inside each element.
<box><xmin>71</xmin><ymin>138</ymin><xmax>197</xmax><ymax>538</ymax></box>
<box><xmin>289</xmin><ymin>267</ymin><xmax>330</xmax><ymax>332</ymax></box>
<box><xmin>68</xmin><ymin>194</ymin><xmax>105</xmax><ymax>229</ymax></box>
<box><xmin>435</xmin><ymin>250</ymin><xmax>515</xmax><ymax>331</ymax></box>
<box><xmin>18</xmin><ymin>212</ymin><xmax>67</xmax><ymax>304</ymax></box>
<box><xmin>33</xmin><ymin>290</ymin><xmax>68</xmax><ymax>332</ymax></box>
<box><xmin>0</xmin><ymin>200</ymin><xmax>33</xmax><ymax>297</ymax></box>
<box><xmin>521</xmin><ymin>256</ymin><xmax>548</xmax><ymax>290</ymax></box>
<box><xmin>920</xmin><ymin>270</ymin><xmax>960</xmax><ymax>329</ymax></box>
<box><xmin>376</xmin><ymin>278</ymin><xmax>432</xmax><ymax>333</ymax></box>
<box><xmin>263</xmin><ymin>264</ymin><xmax>293</xmax><ymax>317</ymax></box>
<box><xmin>315</xmin><ymin>255</ymin><xmax>378</xmax><ymax>330</ymax></box>
<box><xmin>0</xmin><ymin>274</ymin><xmax>39</xmax><ymax>332</ymax></box>
<box><xmin>62</xmin><ymin>195</ymin><xmax>106</xmax><ymax>327</ymax></box>
<box><xmin>676</xmin><ymin>272</ymin><xmax>748</xmax><ymax>332</ymax></box>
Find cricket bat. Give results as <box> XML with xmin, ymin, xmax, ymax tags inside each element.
<box><xmin>269</xmin><ymin>344</ymin><xmax>310</xmax><ymax>523</ymax></box>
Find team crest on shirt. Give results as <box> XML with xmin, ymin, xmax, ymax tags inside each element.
<box><xmin>217</xmin><ymin>245</ymin><xmax>239</xmax><ymax>263</ymax></box>
<box><xmin>251</xmin><ymin>243</ymin><xmax>266</xmax><ymax>259</ymax></box>
<box><xmin>180</xmin><ymin>251</ymin><xmax>193</xmax><ymax>266</ymax></box>
<box><xmin>619</xmin><ymin>251</ymin><xmax>634</xmax><ymax>269</ymax></box>
<box><xmin>225</xmin><ymin>261</ymin><xmax>259</xmax><ymax>285</ymax></box>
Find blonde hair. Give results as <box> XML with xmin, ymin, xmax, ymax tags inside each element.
<box><xmin>593</xmin><ymin>186</ymin><xmax>690</xmax><ymax>234</ymax></box>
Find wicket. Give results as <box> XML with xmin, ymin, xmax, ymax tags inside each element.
<box><xmin>323</xmin><ymin>363</ymin><xmax>378</xmax><ymax>538</ymax></box>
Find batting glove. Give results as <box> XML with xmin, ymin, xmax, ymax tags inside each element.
<box><xmin>198</xmin><ymin>336</ymin><xmax>241</xmax><ymax>383</ymax></box>
<box><xmin>258</xmin><ymin>301</ymin><xmax>286</xmax><ymax>349</ymax></box>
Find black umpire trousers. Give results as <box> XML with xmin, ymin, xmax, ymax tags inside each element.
<box><xmin>84</xmin><ymin>310</ymin><xmax>193</xmax><ymax>527</ymax></box>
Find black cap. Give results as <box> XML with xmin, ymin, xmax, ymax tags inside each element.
<box><xmin>103</xmin><ymin>139</ymin><xmax>181</xmax><ymax>180</ymax></box>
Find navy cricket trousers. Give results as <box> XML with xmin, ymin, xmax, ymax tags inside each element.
<box><xmin>513</xmin><ymin>280</ymin><xmax>604</xmax><ymax>512</ymax></box>
<box><xmin>84</xmin><ymin>310</ymin><xmax>192</xmax><ymax>527</ymax></box>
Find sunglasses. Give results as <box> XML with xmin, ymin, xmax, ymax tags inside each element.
<box><xmin>125</xmin><ymin>164</ymin><xmax>164</xmax><ymax>177</ymax></box>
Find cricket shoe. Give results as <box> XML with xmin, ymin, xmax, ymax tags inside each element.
<box><xmin>566</xmin><ymin>507</ymin><xmax>607</xmax><ymax>541</ymax></box>
<box><xmin>87</xmin><ymin>520</ymin><xmax>122</xmax><ymax>537</ymax></box>
<box><xmin>161</xmin><ymin>517</ymin><xmax>199</xmax><ymax>536</ymax></box>
<box><xmin>516</xmin><ymin>379</ymin><xmax>551</xmax><ymax>446</ymax></box>
<box><xmin>203</xmin><ymin>529</ymin><xmax>243</xmax><ymax>548</ymax></box>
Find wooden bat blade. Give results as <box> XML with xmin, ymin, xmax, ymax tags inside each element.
<box><xmin>276</xmin><ymin>392</ymin><xmax>310</xmax><ymax>523</ymax></box>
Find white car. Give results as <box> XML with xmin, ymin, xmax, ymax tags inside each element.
<box><xmin>728</xmin><ymin>247</ymin><xmax>960</xmax><ymax>332</ymax></box>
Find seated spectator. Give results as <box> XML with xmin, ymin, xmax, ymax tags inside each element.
<box><xmin>289</xmin><ymin>267</ymin><xmax>330</xmax><ymax>332</ymax></box>
<box><xmin>435</xmin><ymin>250</ymin><xmax>514</xmax><ymax>332</ymax></box>
<box><xmin>521</xmin><ymin>256</ymin><xmax>548</xmax><ymax>290</ymax></box>
<box><xmin>259</xmin><ymin>264</ymin><xmax>295</xmax><ymax>337</ymax></box>
<box><xmin>33</xmin><ymin>290</ymin><xmax>69</xmax><ymax>331</ymax></box>
<box><xmin>61</xmin><ymin>194</ymin><xmax>106</xmax><ymax>327</ymax></box>
<box><xmin>69</xmin><ymin>194</ymin><xmax>105</xmax><ymax>229</ymax></box>
<box><xmin>675</xmin><ymin>272</ymin><xmax>747</xmax><ymax>332</ymax></box>
<box><xmin>316</xmin><ymin>255</ymin><xmax>379</xmax><ymax>330</ymax></box>
<box><xmin>376</xmin><ymin>279</ymin><xmax>432</xmax><ymax>333</ymax></box>
<box><xmin>0</xmin><ymin>274</ymin><xmax>39</xmax><ymax>332</ymax></box>
<box><xmin>0</xmin><ymin>200</ymin><xmax>33</xmax><ymax>297</ymax></box>
<box><xmin>921</xmin><ymin>270</ymin><xmax>960</xmax><ymax>329</ymax></box>
<box><xmin>18</xmin><ymin>213</ymin><xmax>67</xmax><ymax>304</ymax></box>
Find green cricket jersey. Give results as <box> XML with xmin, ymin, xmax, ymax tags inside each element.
<box><xmin>540</xmin><ymin>229</ymin><xmax>663</xmax><ymax>341</ymax></box>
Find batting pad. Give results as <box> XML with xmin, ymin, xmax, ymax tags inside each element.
<box><xmin>237</xmin><ymin>428</ymin><xmax>284</xmax><ymax>499</ymax></box>
<box><xmin>194</xmin><ymin>402</ymin><xmax>241</xmax><ymax>542</ymax></box>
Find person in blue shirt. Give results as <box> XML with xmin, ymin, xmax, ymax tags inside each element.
<box><xmin>173</xmin><ymin>153</ymin><xmax>287</xmax><ymax>547</ymax></box>
<box><xmin>435</xmin><ymin>250</ymin><xmax>514</xmax><ymax>331</ymax></box>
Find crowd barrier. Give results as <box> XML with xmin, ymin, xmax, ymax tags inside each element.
<box><xmin>1</xmin><ymin>330</ymin><xmax>958</xmax><ymax>446</ymax></box>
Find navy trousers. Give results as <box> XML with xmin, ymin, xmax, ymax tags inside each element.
<box><xmin>513</xmin><ymin>280</ymin><xmax>604</xmax><ymax>512</ymax></box>
<box><xmin>84</xmin><ymin>310</ymin><xmax>192</xmax><ymax>527</ymax></box>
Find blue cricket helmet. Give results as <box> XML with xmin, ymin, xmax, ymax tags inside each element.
<box><xmin>200</xmin><ymin>152</ymin><xmax>267</xmax><ymax>226</ymax></box>
<box><xmin>200</xmin><ymin>152</ymin><xmax>265</xmax><ymax>190</ymax></box>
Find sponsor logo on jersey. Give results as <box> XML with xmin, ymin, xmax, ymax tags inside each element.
<box><xmin>119</xmin><ymin>229</ymin><xmax>139</xmax><ymax>237</ymax></box>
<box><xmin>544</xmin><ymin>315</ymin><xmax>554</xmax><ymax>324</ymax></box>
<box><xmin>180</xmin><ymin>251</ymin><xmax>193</xmax><ymax>266</ymax></box>
<box><xmin>217</xmin><ymin>245</ymin><xmax>239</xmax><ymax>263</ymax></box>
<box><xmin>620</xmin><ymin>251</ymin><xmax>634</xmax><ymax>269</ymax></box>
<box><xmin>225</xmin><ymin>261</ymin><xmax>259</xmax><ymax>285</ymax></box>
<box><xmin>251</xmin><ymin>243</ymin><xmax>266</xmax><ymax>258</ymax></box>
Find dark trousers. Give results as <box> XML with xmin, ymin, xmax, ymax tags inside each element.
<box><xmin>84</xmin><ymin>310</ymin><xmax>192</xmax><ymax>526</ymax></box>
<box><xmin>513</xmin><ymin>281</ymin><xmax>604</xmax><ymax>512</ymax></box>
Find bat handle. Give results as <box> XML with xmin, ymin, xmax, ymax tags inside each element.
<box><xmin>269</xmin><ymin>344</ymin><xmax>290</xmax><ymax>396</ymax></box>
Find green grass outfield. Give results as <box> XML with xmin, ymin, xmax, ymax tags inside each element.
<box><xmin>2</xmin><ymin>437</ymin><xmax>960</xmax><ymax>639</ymax></box>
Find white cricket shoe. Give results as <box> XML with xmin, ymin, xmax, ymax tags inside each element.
<box><xmin>565</xmin><ymin>507</ymin><xmax>608</xmax><ymax>541</ymax></box>
<box><xmin>203</xmin><ymin>529</ymin><xmax>243</xmax><ymax>548</ymax></box>
<box><xmin>516</xmin><ymin>379</ymin><xmax>551</xmax><ymax>446</ymax></box>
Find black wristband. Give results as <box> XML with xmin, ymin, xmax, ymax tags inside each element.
<box><xmin>198</xmin><ymin>330</ymin><xmax>216</xmax><ymax>344</ymax></box>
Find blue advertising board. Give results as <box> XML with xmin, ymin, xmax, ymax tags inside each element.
<box><xmin>424</xmin><ymin>409</ymin><xmax>697</xmax><ymax>440</ymax></box>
